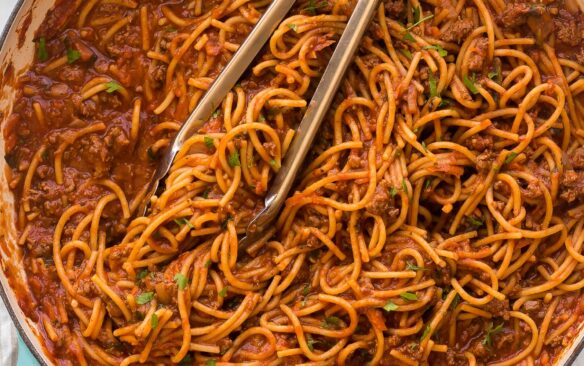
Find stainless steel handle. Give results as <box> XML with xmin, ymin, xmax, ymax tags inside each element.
<box><xmin>168</xmin><ymin>0</ymin><xmax>296</xmax><ymax>152</ymax></box>
<box><xmin>246</xmin><ymin>0</ymin><xmax>380</xmax><ymax>236</ymax></box>
<box><xmin>141</xmin><ymin>0</ymin><xmax>296</xmax><ymax>214</ymax></box>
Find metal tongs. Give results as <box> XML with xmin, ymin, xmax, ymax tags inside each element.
<box><xmin>141</xmin><ymin>0</ymin><xmax>379</xmax><ymax>246</ymax></box>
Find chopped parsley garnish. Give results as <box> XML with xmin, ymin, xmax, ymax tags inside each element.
<box><xmin>383</xmin><ymin>300</ymin><xmax>398</xmax><ymax>312</ymax></box>
<box><xmin>467</xmin><ymin>216</ymin><xmax>483</xmax><ymax>227</ymax></box>
<box><xmin>218</xmin><ymin>286</ymin><xmax>228</xmax><ymax>297</ymax></box>
<box><xmin>174</xmin><ymin>273</ymin><xmax>188</xmax><ymax>290</ymax></box>
<box><xmin>136</xmin><ymin>292</ymin><xmax>154</xmax><ymax>305</ymax></box>
<box><xmin>212</xmin><ymin>109</ymin><xmax>220</xmax><ymax>118</ymax></box>
<box><xmin>221</xmin><ymin>215</ymin><xmax>233</xmax><ymax>230</ymax></box>
<box><xmin>105</xmin><ymin>81</ymin><xmax>122</xmax><ymax>93</ymax></box>
<box><xmin>178</xmin><ymin>354</ymin><xmax>192</xmax><ymax>366</ymax></box>
<box><xmin>136</xmin><ymin>269</ymin><xmax>149</xmax><ymax>282</ymax></box>
<box><xmin>425</xmin><ymin>178</ymin><xmax>432</xmax><ymax>189</ymax></box>
<box><xmin>151</xmin><ymin>313</ymin><xmax>158</xmax><ymax>329</ymax></box>
<box><xmin>204</xmin><ymin>259</ymin><xmax>212</xmax><ymax>268</ymax></box>
<box><xmin>287</xmin><ymin>23</ymin><xmax>298</xmax><ymax>32</ymax></box>
<box><xmin>463</xmin><ymin>74</ymin><xmax>479</xmax><ymax>94</ymax></box>
<box><xmin>402</xmin><ymin>179</ymin><xmax>408</xmax><ymax>194</ymax></box>
<box><xmin>38</xmin><ymin>37</ymin><xmax>48</xmax><ymax>61</ymax></box>
<box><xmin>482</xmin><ymin>322</ymin><xmax>504</xmax><ymax>347</ymax></box>
<box><xmin>406</xmin><ymin>262</ymin><xmax>425</xmax><ymax>271</ymax></box>
<box><xmin>390</xmin><ymin>186</ymin><xmax>398</xmax><ymax>197</ymax></box>
<box><xmin>428</xmin><ymin>71</ymin><xmax>438</xmax><ymax>98</ymax></box>
<box><xmin>302</xmin><ymin>284</ymin><xmax>310</xmax><ymax>296</ymax></box>
<box><xmin>403</xmin><ymin>32</ymin><xmax>416</xmax><ymax>42</ymax></box>
<box><xmin>421</xmin><ymin>324</ymin><xmax>431</xmax><ymax>340</ymax></box>
<box><xmin>399</xmin><ymin>48</ymin><xmax>412</xmax><ymax>60</ymax></box>
<box><xmin>488</xmin><ymin>58</ymin><xmax>502</xmax><ymax>83</ymax></box>
<box><xmin>400</xmin><ymin>292</ymin><xmax>418</xmax><ymax>301</ymax></box>
<box><xmin>322</xmin><ymin>316</ymin><xmax>341</xmax><ymax>328</ymax></box>
<box><xmin>412</xmin><ymin>6</ymin><xmax>421</xmax><ymax>23</ymax></box>
<box><xmin>204</xmin><ymin>136</ymin><xmax>214</xmax><ymax>149</ymax></box>
<box><xmin>228</xmin><ymin>150</ymin><xmax>241</xmax><ymax>167</ymax></box>
<box><xmin>407</xmin><ymin>13</ymin><xmax>434</xmax><ymax>30</ymax></box>
<box><xmin>450</xmin><ymin>294</ymin><xmax>461</xmax><ymax>310</ymax></box>
<box><xmin>423</xmin><ymin>44</ymin><xmax>448</xmax><ymax>57</ymax></box>
<box><xmin>174</xmin><ymin>218</ymin><xmax>194</xmax><ymax>229</ymax></box>
<box><xmin>505</xmin><ymin>152</ymin><xmax>518</xmax><ymax>164</ymax></box>
<box><xmin>269</xmin><ymin>159</ymin><xmax>276</xmax><ymax>167</ymax></box>
<box><xmin>439</xmin><ymin>98</ymin><xmax>451</xmax><ymax>108</ymax></box>
<box><xmin>67</xmin><ymin>47</ymin><xmax>81</xmax><ymax>64</ymax></box>
<box><xmin>258</xmin><ymin>114</ymin><xmax>266</xmax><ymax>122</ymax></box>
<box><xmin>304</xmin><ymin>0</ymin><xmax>327</xmax><ymax>15</ymax></box>
<box><xmin>306</xmin><ymin>334</ymin><xmax>317</xmax><ymax>351</ymax></box>
<box><xmin>421</xmin><ymin>141</ymin><xmax>428</xmax><ymax>152</ymax></box>
<box><xmin>204</xmin><ymin>360</ymin><xmax>216</xmax><ymax>366</ymax></box>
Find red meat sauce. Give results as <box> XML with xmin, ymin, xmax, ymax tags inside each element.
<box><xmin>3</xmin><ymin>0</ymin><xmax>258</xmax><ymax>363</ymax></box>
<box><xmin>4</xmin><ymin>0</ymin><xmax>584</xmax><ymax>365</ymax></box>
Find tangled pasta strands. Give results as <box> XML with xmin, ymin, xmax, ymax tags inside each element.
<box><xmin>11</xmin><ymin>0</ymin><xmax>584</xmax><ymax>365</ymax></box>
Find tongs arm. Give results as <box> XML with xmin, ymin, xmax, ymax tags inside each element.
<box><xmin>139</xmin><ymin>0</ymin><xmax>296</xmax><ymax>215</ymax></box>
<box><xmin>243</xmin><ymin>0</ymin><xmax>381</xmax><ymax>243</ymax></box>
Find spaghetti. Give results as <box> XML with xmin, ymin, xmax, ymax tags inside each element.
<box><xmin>5</xmin><ymin>0</ymin><xmax>584</xmax><ymax>365</ymax></box>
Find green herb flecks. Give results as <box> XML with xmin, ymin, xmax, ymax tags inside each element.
<box><xmin>322</xmin><ymin>316</ymin><xmax>341</xmax><ymax>329</ymax></box>
<box><xmin>174</xmin><ymin>273</ymin><xmax>188</xmax><ymax>290</ymax></box>
<box><xmin>178</xmin><ymin>354</ymin><xmax>192</xmax><ymax>366</ymax></box>
<box><xmin>304</xmin><ymin>0</ymin><xmax>327</xmax><ymax>15</ymax></box>
<box><xmin>505</xmin><ymin>152</ymin><xmax>518</xmax><ymax>165</ymax></box>
<box><xmin>136</xmin><ymin>269</ymin><xmax>149</xmax><ymax>282</ymax></box>
<box><xmin>425</xmin><ymin>177</ymin><xmax>432</xmax><ymax>190</ymax></box>
<box><xmin>403</xmin><ymin>32</ymin><xmax>416</xmax><ymax>42</ymax></box>
<box><xmin>390</xmin><ymin>186</ymin><xmax>398</xmax><ymax>197</ymax></box>
<box><xmin>151</xmin><ymin>313</ymin><xmax>159</xmax><ymax>329</ymax></box>
<box><xmin>228</xmin><ymin>150</ymin><xmax>241</xmax><ymax>167</ymax></box>
<box><xmin>423</xmin><ymin>44</ymin><xmax>448</xmax><ymax>57</ymax></box>
<box><xmin>412</xmin><ymin>6</ymin><xmax>421</xmax><ymax>23</ymax></box>
<box><xmin>38</xmin><ymin>37</ymin><xmax>48</xmax><ymax>61</ymax></box>
<box><xmin>407</xmin><ymin>13</ymin><xmax>434</xmax><ymax>31</ymax></box>
<box><xmin>482</xmin><ymin>322</ymin><xmax>504</xmax><ymax>347</ymax></box>
<box><xmin>174</xmin><ymin>218</ymin><xmax>194</xmax><ymax>229</ymax></box>
<box><xmin>105</xmin><ymin>81</ymin><xmax>122</xmax><ymax>93</ymax></box>
<box><xmin>406</xmin><ymin>262</ymin><xmax>425</xmax><ymax>271</ymax></box>
<box><xmin>136</xmin><ymin>292</ymin><xmax>154</xmax><ymax>305</ymax></box>
<box><xmin>204</xmin><ymin>136</ymin><xmax>214</xmax><ymax>149</ymax></box>
<box><xmin>467</xmin><ymin>216</ymin><xmax>483</xmax><ymax>227</ymax></box>
<box><xmin>428</xmin><ymin>71</ymin><xmax>438</xmax><ymax>98</ymax></box>
<box><xmin>67</xmin><ymin>47</ymin><xmax>81</xmax><ymax>64</ymax></box>
<box><xmin>421</xmin><ymin>324</ymin><xmax>431</xmax><ymax>340</ymax></box>
<box><xmin>463</xmin><ymin>74</ymin><xmax>479</xmax><ymax>94</ymax></box>
<box><xmin>383</xmin><ymin>300</ymin><xmax>398</xmax><ymax>312</ymax></box>
<box><xmin>218</xmin><ymin>286</ymin><xmax>228</xmax><ymax>297</ymax></box>
<box><xmin>399</xmin><ymin>48</ymin><xmax>412</xmax><ymax>60</ymax></box>
<box><xmin>400</xmin><ymin>292</ymin><xmax>418</xmax><ymax>301</ymax></box>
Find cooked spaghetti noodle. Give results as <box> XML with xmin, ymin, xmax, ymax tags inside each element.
<box><xmin>5</xmin><ymin>0</ymin><xmax>584</xmax><ymax>365</ymax></box>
